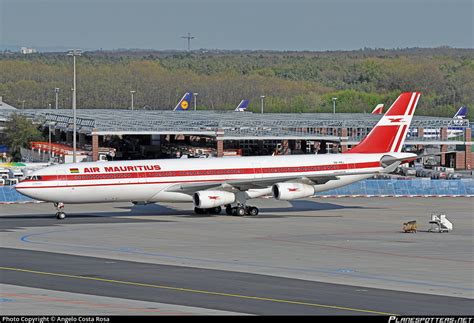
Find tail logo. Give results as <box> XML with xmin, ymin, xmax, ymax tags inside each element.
<box><xmin>389</xmin><ymin>117</ymin><xmax>404</xmax><ymax>123</ymax></box>
<box><xmin>181</xmin><ymin>100</ymin><xmax>189</xmax><ymax>110</ymax></box>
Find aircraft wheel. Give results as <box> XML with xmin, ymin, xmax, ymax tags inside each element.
<box><xmin>56</xmin><ymin>212</ymin><xmax>66</xmax><ymax>220</ymax></box>
<box><xmin>248</xmin><ymin>207</ymin><xmax>259</xmax><ymax>216</ymax></box>
<box><xmin>213</xmin><ymin>206</ymin><xmax>222</xmax><ymax>214</ymax></box>
<box><xmin>234</xmin><ymin>207</ymin><xmax>246</xmax><ymax>217</ymax></box>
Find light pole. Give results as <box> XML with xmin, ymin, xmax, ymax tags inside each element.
<box><xmin>54</xmin><ymin>88</ymin><xmax>60</xmax><ymax>109</ymax></box>
<box><xmin>19</xmin><ymin>99</ymin><xmax>26</xmax><ymax>109</ymax></box>
<box><xmin>48</xmin><ymin>103</ymin><xmax>52</xmax><ymax>161</ymax></box>
<box><xmin>67</xmin><ymin>49</ymin><xmax>82</xmax><ymax>163</ymax></box>
<box><xmin>193</xmin><ymin>92</ymin><xmax>198</xmax><ymax>111</ymax></box>
<box><xmin>260</xmin><ymin>95</ymin><xmax>265</xmax><ymax>114</ymax></box>
<box><xmin>130</xmin><ymin>90</ymin><xmax>136</xmax><ymax>110</ymax></box>
<box><xmin>332</xmin><ymin>97</ymin><xmax>337</xmax><ymax>114</ymax></box>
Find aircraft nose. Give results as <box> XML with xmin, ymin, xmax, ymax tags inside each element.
<box><xmin>15</xmin><ymin>182</ymin><xmax>28</xmax><ymax>194</ymax></box>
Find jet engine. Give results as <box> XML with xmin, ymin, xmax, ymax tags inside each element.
<box><xmin>193</xmin><ymin>191</ymin><xmax>236</xmax><ymax>209</ymax></box>
<box><xmin>272</xmin><ymin>183</ymin><xmax>315</xmax><ymax>200</ymax></box>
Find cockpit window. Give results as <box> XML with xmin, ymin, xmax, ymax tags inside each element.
<box><xmin>26</xmin><ymin>175</ymin><xmax>42</xmax><ymax>181</ymax></box>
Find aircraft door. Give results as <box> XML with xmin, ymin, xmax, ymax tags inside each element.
<box><xmin>138</xmin><ymin>170</ymin><xmax>148</xmax><ymax>184</ymax></box>
<box><xmin>252</xmin><ymin>162</ymin><xmax>263</xmax><ymax>179</ymax></box>
<box><xmin>56</xmin><ymin>170</ymin><xmax>69</xmax><ymax>186</ymax></box>
<box><xmin>345</xmin><ymin>158</ymin><xmax>355</xmax><ymax>172</ymax></box>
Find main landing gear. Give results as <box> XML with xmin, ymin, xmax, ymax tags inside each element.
<box><xmin>225</xmin><ymin>204</ymin><xmax>259</xmax><ymax>216</ymax></box>
<box><xmin>54</xmin><ymin>202</ymin><xmax>66</xmax><ymax>220</ymax></box>
<box><xmin>193</xmin><ymin>204</ymin><xmax>259</xmax><ymax>216</ymax></box>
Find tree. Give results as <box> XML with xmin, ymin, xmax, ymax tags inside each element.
<box><xmin>3</xmin><ymin>113</ymin><xmax>44</xmax><ymax>161</ymax></box>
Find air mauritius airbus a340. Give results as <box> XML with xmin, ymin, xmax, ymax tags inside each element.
<box><xmin>16</xmin><ymin>92</ymin><xmax>421</xmax><ymax>219</ymax></box>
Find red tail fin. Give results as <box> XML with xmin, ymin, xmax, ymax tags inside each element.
<box><xmin>371</xmin><ymin>104</ymin><xmax>384</xmax><ymax>114</ymax></box>
<box><xmin>347</xmin><ymin>92</ymin><xmax>420</xmax><ymax>154</ymax></box>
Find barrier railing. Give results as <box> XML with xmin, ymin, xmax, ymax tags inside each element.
<box><xmin>314</xmin><ymin>179</ymin><xmax>474</xmax><ymax>197</ymax></box>
<box><xmin>0</xmin><ymin>186</ymin><xmax>37</xmax><ymax>203</ymax></box>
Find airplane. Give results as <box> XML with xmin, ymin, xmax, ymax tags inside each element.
<box><xmin>173</xmin><ymin>92</ymin><xmax>192</xmax><ymax>111</ymax></box>
<box><xmin>16</xmin><ymin>92</ymin><xmax>421</xmax><ymax>220</ymax></box>
<box><xmin>371</xmin><ymin>104</ymin><xmax>384</xmax><ymax>114</ymax></box>
<box><xmin>408</xmin><ymin>106</ymin><xmax>467</xmax><ymax>139</ymax></box>
<box><xmin>234</xmin><ymin>100</ymin><xmax>249</xmax><ymax>112</ymax></box>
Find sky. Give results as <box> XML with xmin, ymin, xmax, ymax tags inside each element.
<box><xmin>1</xmin><ymin>0</ymin><xmax>473</xmax><ymax>51</ymax></box>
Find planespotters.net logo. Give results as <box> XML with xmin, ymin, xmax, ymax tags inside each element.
<box><xmin>389</xmin><ymin>317</ymin><xmax>473</xmax><ymax>323</ymax></box>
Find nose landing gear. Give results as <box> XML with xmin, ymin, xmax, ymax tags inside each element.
<box><xmin>54</xmin><ymin>202</ymin><xmax>66</xmax><ymax>220</ymax></box>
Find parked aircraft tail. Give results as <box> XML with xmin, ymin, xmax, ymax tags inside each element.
<box><xmin>371</xmin><ymin>104</ymin><xmax>384</xmax><ymax>114</ymax></box>
<box><xmin>173</xmin><ymin>92</ymin><xmax>192</xmax><ymax>111</ymax></box>
<box><xmin>235</xmin><ymin>99</ymin><xmax>249</xmax><ymax>112</ymax></box>
<box><xmin>347</xmin><ymin>92</ymin><xmax>421</xmax><ymax>154</ymax></box>
<box><xmin>453</xmin><ymin>106</ymin><xmax>467</xmax><ymax>119</ymax></box>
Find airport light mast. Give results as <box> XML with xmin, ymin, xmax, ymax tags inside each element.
<box><xmin>260</xmin><ymin>95</ymin><xmax>265</xmax><ymax>114</ymax></box>
<box><xmin>67</xmin><ymin>49</ymin><xmax>82</xmax><ymax>163</ymax></box>
<box><xmin>130</xmin><ymin>90</ymin><xmax>136</xmax><ymax>110</ymax></box>
<box><xmin>193</xmin><ymin>92</ymin><xmax>198</xmax><ymax>111</ymax></box>
<box><xmin>181</xmin><ymin>32</ymin><xmax>195</xmax><ymax>51</ymax></box>
<box><xmin>332</xmin><ymin>97</ymin><xmax>337</xmax><ymax>114</ymax></box>
<box><xmin>54</xmin><ymin>88</ymin><xmax>60</xmax><ymax>109</ymax></box>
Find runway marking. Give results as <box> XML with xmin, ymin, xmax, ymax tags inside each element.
<box><xmin>0</xmin><ymin>266</ymin><xmax>397</xmax><ymax>315</ymax></box>
<box><xmin>0</xmin><ymin>292</ymin><xmax>190</xmax><ymax>315</ymax></box>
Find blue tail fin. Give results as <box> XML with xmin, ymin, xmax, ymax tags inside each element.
<box><xmin>174</xmin><ymin>92</ymin><xmax>192</xmax><ymax>111</ymax></box>
<box><xmin>234</xmin><ymin>99</ymin><xmax>249</xmax><ymax>112</ymax></box>
<box><xmin>453</xmin><ymin>106</ymin><xmax>467</xmax><ymax>119</ymax></box>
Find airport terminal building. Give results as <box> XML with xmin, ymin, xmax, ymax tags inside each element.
<box><xmin>0</xmin><ymin>107</ymin><xmax>472</xmax><ymax>169</ymax></box>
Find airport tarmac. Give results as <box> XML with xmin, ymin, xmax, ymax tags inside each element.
<box><xmin>0</xmin><ymin>197</ymin><xmax>473</xmax><ymax>315</ymax></box>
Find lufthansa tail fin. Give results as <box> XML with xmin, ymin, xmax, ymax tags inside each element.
<box><xmin>347</xmin><ymin>92</ymin><xmax>421</xmax><ymax>154</ymax></box>
<box><xmin>234</xmin><ymin>99</ymin><xmax>249</xmax><ymax>112</ymax></box>
<box><xmin>453</xmin><ymin>106</ymin><xmax>467</xmax><ymax>119</ymax></box>
<box><xmin>371</xmin><ymin>104</ymin><xmax>384</xmax><ymax>114</ymax></box>
<box><xmin>174</xmin><ymin>92</ymin><xmax>192</xmax><ymax>111</ymax></box>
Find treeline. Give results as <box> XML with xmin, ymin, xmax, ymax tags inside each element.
<box><xmin>0</xmin><ymin>48</ymin><xmax>472</xmax><ymax>118</ymax></box>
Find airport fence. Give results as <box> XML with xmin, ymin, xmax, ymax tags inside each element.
<box><xmin>0</xmin><ymin>179</ymin><xmax>473</xmax><ymax>203</ymax></box>
<box><xmin>0</xmin><ymin>186</ymin><xmax>37</xmax><ymax>203</ymax></box>
<box><xmin>314</xmin><ymin>178</ymin><xmax>474</xmax><ymax>197</ymax></box>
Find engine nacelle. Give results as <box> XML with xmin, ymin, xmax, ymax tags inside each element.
<box><xmin>193</xmin><ymin>190</ymin><xmax>236</xmax><ymax>208</ymax></box>
<box><xmin>272</xmin><ymin>183</ymin><xmax>315</xmax><ymax>200</ymax></box>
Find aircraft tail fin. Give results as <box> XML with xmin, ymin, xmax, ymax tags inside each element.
<box><xmin>371</xmin><ymin>104</ymin><xmax>384</xmax><ymax>114</ymax></box>
<box><xmin>453</xmin><ymin>106</ymin><xmax>467</xmax><ymax>119</ymax></box>
<box><xmin>234</xmin><ymin>99</ymin><xmax>249</xmax><ymax>112</ymax></box>
<box><xmin>346</xmin><ymin>92</ymin><xmax>421</xmax><ymax>154</ymax></box>
<box><xmin>173</xmin><ymin>92</ymin><xmax>192</xmax><ymax>111</ymax></box>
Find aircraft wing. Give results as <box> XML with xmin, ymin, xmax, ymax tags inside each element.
<box><xmin>164</xmin><ymin>171</ymin><xmax>377</xmax><ymax>194</ymax></box>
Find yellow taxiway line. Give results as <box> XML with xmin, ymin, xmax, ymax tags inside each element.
<box><xmin>0</xmin><ymin>266</ymin><xmax>397</xmax><ymax>315</ymax></box>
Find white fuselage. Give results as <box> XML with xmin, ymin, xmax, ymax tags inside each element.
<box><xmin>15</xmin><ymin>153</ymin><xmax>412</xmax><ymax>204</ymax></box>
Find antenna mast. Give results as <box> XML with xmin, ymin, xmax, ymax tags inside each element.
<box><xmin>181</xmin><ymin>32</ymin><xmax>195</xmax><ymax>51</ymax></box>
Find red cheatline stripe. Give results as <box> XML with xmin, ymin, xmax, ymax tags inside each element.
<box><xmin>21</xmin><ymin>162</ymin><xmax>381</xmax><ymax>183</ymax></box>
